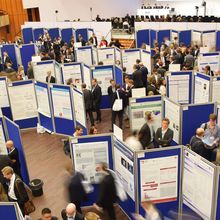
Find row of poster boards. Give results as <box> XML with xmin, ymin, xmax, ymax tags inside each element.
<box><xmin>0</xmin><ymin>77</ymin><xmax>87</xmax><ymax>136</ymax></box>
<box><xmin>166</xmin><ymin>71</ymin><xmax>220</xmax><ymax>105</ymax></box>
<box><xmin>129</xmin><ymin>96</ymin><xmax>218</xmax><ymax>146</ymax></box>
<box><xmin>136</xmin><ymin>29</ymin><xmax>217</xmax><ymax>51</ymax></box>
<box><xmin>0</xmin><ymin>202</ymin><xmax>24</xmax><ymax>220</ymax></box>
<box><xmin>69</xmin><ymin>133</ymin><xmax>220</xmax><ymax>220</ymax></box>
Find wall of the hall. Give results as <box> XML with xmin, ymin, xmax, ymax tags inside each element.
<box><xmin>0</xmin><ymin>0</ymin><xmax>28</xmax><ymax>41</ymax></box>
<box><xmin>23</xmin><ymin>0</ymin><xmax>220</xmax><ymax>22</ymax></box>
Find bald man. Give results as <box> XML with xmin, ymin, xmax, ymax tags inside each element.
<box><xmin>61</xmin><ymin>203</ymin><xmax>84</xmax><ymax>220</ymax></box>
<box><xmin>6</xmin><ymin>140</ymin><xmax>21</xmax><ymax>178</ymax></box>
<box><xmin>189</xmin><ymin>128</ymin><xmax>210</xmax><ymax>161</ymax></box>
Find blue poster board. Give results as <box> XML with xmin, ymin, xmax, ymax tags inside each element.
<box><xmin>33</xmin><ymin>28</ymin><xmax>45</xmax><ymax>42</ymax></box>
<box><xmin>137</xmin><ymin>147</ymin><xmax>182</xmax><ymax>217</ymax></box>
<box><xmin>91</xmin><ymin>65</ymin><xmax>114</xmax><ymax>109</ymax></box>
<box><xmin>70</xmin><ymin>134</ymin><xmax>113</xmax><ymax>206</ymax></box>
<box><xmin>4</xmin><ymin>117</ymin><xmax>30</xmax><ymax>184</ymax></box>
<box><xmin>35</xmin><ymin>81</ymin><xmax>54</xmax><ymax>132</ymax></box>
<box><xmin>0</xmin><ymin>77</ymin><xmax>12</xmax><ymax>120</ymax></box>
<box><xmin>150</xmin><ymin>29</ymin><xmax>157</xmax><ymax>49</ymax></box>
<box><xmin>61</xmin><ymin>28</ymin><xmax>74</xmax><ymax>45</ymax></box>
<box><xmin>158</xmin><ymin>30</ymin><xmax>171</xmax><ymax>46</ymax></box>
<box><xmin>0</xmin><ymin>203</ymin><xmax>19</xmax><ymax>220</ymax></box>
<box><xmin>48</xmin><ymin>28</ymin><xmax>60</xmax><ymax>41</ymax></box>
<box><xmin>216</xmin><ymin>31</ymin><xmax>220</xmax><ymax>52</ymax></box>
<box><xmin>50</xmin><ymin>84</ymin><xmax>75</xmax><ymax>136</ymax></box>
<box><xmin>1</xmin><ymin>44</ymin><xmax>18</xmax><ymax>70</ymax></box>
<box><xmin>114</xmin><ymin>65</ymin><xmax>123</xmax><ymax>85</ymax></box>
<box><xmin>136</xmin><ymin>29</ymin><xmax>150</xmax><ymax>48</ymax></box>
<box><xmin>181</xmin><ymin>102</ymin><xmax>215</xmax><ymax>145</ymax></box>
<box><xmin>20</xmin><ymin>44</ymin><xmax>36</xmax><ymax>72</ymax></box>
<box><xmin>179</xmin><ymin>30</ymin><xmax>192</xmax><ymax>47</ymax></box>
<box><xmin>22</xmin><ymin>27</ymin><xmax>34</xmax><ymax>44</ymax></box>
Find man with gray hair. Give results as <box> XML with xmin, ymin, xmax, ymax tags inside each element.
<box><xmin>61</xmin><ymin>203</ymin><xmax>84</xmax><ymax>220</ymax></box>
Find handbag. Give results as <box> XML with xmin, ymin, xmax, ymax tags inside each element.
<box><xmin>24</xmin><ymin>200</ymin><xmax>36</xmax><ymax>215</ymax></box>
<box><xmin>112</xmin><ymin>91</ymin><xmax>123</xmax><ymax>111</ymax></box>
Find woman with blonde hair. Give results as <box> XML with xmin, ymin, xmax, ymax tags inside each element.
<box><xmin>84</xmin><ymin>212</ymin><xmax>100</xmax><ymax>220</ymax></box>
<box><xmin>17</xmin><ymin>65</ymin><xmax>25</xmax><ymax>80</ymax></box>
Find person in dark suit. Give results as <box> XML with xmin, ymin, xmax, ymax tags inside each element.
<box><xmin>155</xmin><ymin>118</ymin><xmax>174</xmax><ymax>147</ymax></box>
<box><xmin>189</xmin><ymin>128</ymin><xmax>210</xmax><ymax>161</ymax></box>
<box><xmin>193</xmin><ymin>45</ymin><xmax>200</xmax><ymax>58</ymax></box>
<box><xmin>67</xmin><ymin>171</ymin><xmax>87</xmax><ymax>213</ymax></box>
<box><xmin>139</xmin><ymin>112</ymin><xmax>155</xmax><ymax>149</ymax></box>
<box><xmin>2</xmin><ymin>51</ymin><xmax>12</xmax><ymax>69</ymax></box>
<box><xmin>147</xmin><ymin>76</ymin><xmax>159</xmax><ymax>95</ymax></box>
<box><xmin>91</xmin><ymin>78</ymin><xmax>102</xmax><ymax>123</ymax></box>
<box><xmin>2</xmin><ymin>166</ymin><xmax>28</xmax><ymax>215</ymax></box>
<box><xmin>77</xmin><ymin>34</ymin><xmax>86</xmax><ymax>46</ymax></box>
<box><xmin>139</xmin><ymin>62</ymin><xmax>148</xmax><ymax>88</ymax></box>
<box><xmin>82</xmin><ymin>83</ymin><xmax>94</xmax><ymax>126</ymax></box>
<box><xmin>38</xmin><ymin>208</ymin><xmax>58</xmax><ymax>220</ymax></box>
<box><xmin>204</xmin><ymin>65</ymin><xmax>214</xmax><ymax>76</ymax></box>
<box><xmin>0</xmin><ymin>154</ymin><xmax>12</xmax><ymax>186</ymax></box>
<box><xmin>46</xmin><ymin>71</ymin><xmax>56</xmax><ymax>83</ymax></box>
<box><xmin>132</xmin><ymin>64</ymin><xmax>144</xmax><ymax>88</ymax></box>
<box><xmin>6</xmin><ymin>140</ymin><xmax>21</xmax><ymax>178</ymax></box>
<box><xmin>94</xmin><ymin>162</ymin><xmax>117</xmax><ymax>220</ymax></box>
<box><xmin>61</xmin><ymin>203</ymin><xmax>84</xmax><ymax>220</ymax></box>
<box><xmin>91</xmin><ymin>33</ymin><xmax>98</xmax><ymax>47</ymax></box>
<box><xmin>107</xmin><ymin>79</ymin><xmax>116</xmax><ymax>107</ymax></box>
<box><xmin>111</xmin><ymin>84</ymin><xmax>126</xmax><ymax>131</ymax></box>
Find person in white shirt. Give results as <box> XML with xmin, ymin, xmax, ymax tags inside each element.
<box><xmin>125</xmin><ymin>131</ymin><xmax>142</xmax><ymax>151</ymax></box>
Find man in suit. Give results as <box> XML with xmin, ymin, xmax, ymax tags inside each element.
<box><xmin>2</xmin><ymin>51</ymin><xmax>12</xmax><ymax>69</ymax></box>
<box><xmin>46</xmin><ymin>71</ymin><xmax>56</xmax><ymax>83</ymax></box>
<box><xmin>6</xmin><ymin>140</ymin><xmax>21</xmax><ymax>179</ymax></box>
<box><xmin>132</xmin><ymin>64</ymin><xmax>144</xmax><ymax>88</ymax></box>
<box><xmin>61</xmin><ymin>203</ymin><xmax>84</xmax><ymax>220</ymax></box>
<box><xmin>107</xmin><ymin>79</ymin><xmax>116</xmax><ymax>107</ymax></box>
<box><xmin>82</xmin><ymin>83</ymin><xmax>94</xmax><ymax>126</ymax></box>
<box><xmin>67</xmin><ymin>172</ymin><xmax>87</xmax><ymax>213</ymax></box>
<box><xmin>139</xmin><ymin>62</ymin><xmax>148</xmax><ymax>88</ymax></box>
<box><xmin>189</xmin><ymin>128</ymin><xmax>210</xmax><ymax>161</ymax></box>
<box><xmin>111</xmin><ymin>84</ymin><xmax>126</xmax><ymax>131</ymax></box>
<box><xmin>91</xmin><ymin>78</ymin><xmax>102</xmax><ymax>123</ymax></box>
<box><xmin>92</xmin><ymin>33</ymin><xmax>98</xmax><ymax>47</ymax></box>
<box><xmin>155</xmin><ymin>118</ymin><xmax>174</xmax><ymax>147</ymax></box>
<box><xmin>0</xmin><ymin>154</ymin><xmax>12</xmax><ymax>186</ymax></box>
<box><xmin>94</xmin><ymin>162</ymin><xmax>117</xmax><ymax>220</ymax></box>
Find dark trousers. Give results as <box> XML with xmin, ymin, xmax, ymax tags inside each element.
<box><xmin>94</xmin><ymin>108</ymin><xmax>101</xmax><ymax>121</ymax></box>
<box><xmin>105</xmin><ymin>204</ymin><xmax>116</xmax><ymax>220</ymax></box>
<box><xmin>9</xmin><ymin>197</ymin><xmax>25</xmax><ymax>216</ymax></box>
<box><xmin>112</xmin><ymin>110</ymin><xmax>123</xmax><ymax>130</ymax></box>
<box><xmin>86</xmin><ymin>109</ymin><xmax>94</xmax><ymax>126</ymax></box>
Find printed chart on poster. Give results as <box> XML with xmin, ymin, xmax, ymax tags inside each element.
<box><xmin>33</xmin><ymin>62</ymin><xmax>55</xmax><ymax>82</ymax></box>
<box><xmin>92</xmin><ymin>68</ymin><xmax>113</xmax><ymax>95</ymax></box>
<box><xmin>72</xmin><ymin>89</ymin><xmax>86</xmax><ymax>127</ymax></box>
<box><xmin>168</xmin><ymin>74</ymin><xmax>190</xmax><ymax>104</ymax></box>
<box><xmin>140</xmin><ymin>155</ymin><xmax>178</xmax><ymax>203</ymax></box>
<box><xmin>51</xmin><ymin>87</ymin><xmax>73</xmax><ymax>120</ymax></box>
<box><xmin>198</xmin><ymin>54</ymin><xmax>220</xmax><ymax>72</ymax></box>
<box><xmin>62</xmin><ymin>64</ymin><xmax>82</xmax><ymax>85</ymax></box>
<box><xmin>122</xmin><ymin>50</ymin><xmax>140</xmax><ymax>74</ymax></box>
<box><xmin>202</xmin><ymin>32</ymin><xmax>216</xmax><ymax>51</ymax></box>
<box><xmin>73</xmin><ymin>141</ymin><xmax>109</xmax><ymax>183</ymax></box>
<box><xmin>35</xmin><ymin>85</ymin><xmax>51</xmax><ymax>117</ymax></box>
<box><xmin>0</xmin><ymin>79</ymin><xmax>9</xmax><ymax>108</ymax></box>
<box><xmin>0</xmin><ymin>121</ymin><xmax>7</xmax><ymax>155</ymax></box>
<box><xmin>164</xmin><ymin>99</ymin><xmax>180</xmax><ymax>144</ymax></box>
<box><xmin>8</xmin><ymin>83</ymin><xmax>38</xmax><ymax>120</ymax></box>
<box><xmin>76</xmin><ymin>47</ymin><xmax>93</xmax><ymax>66</ymax></box>
<box><xmin>114</xmin><ymin>140</ymin><xmax>135</xmax><ymax>200</ymax></box>
<box><xmin>183</xmin><ymin>150</ymin><xmax>215</xmax><ymax>220</ymax></box>
<box><xmin>130</xmin><ymin>99</ymin><xmax>162</xmax><ymax>131</ymax></box>
<box><xmin>192</xmin><ymin>31</ymin><xmax>202</xmax><ymax>46</ymax></box>
<box><xmin>194</xmin><ymin>75</ymin><xmax>210</xmax><ymax>104</ymax></box>
<box><xmin>212</xmin><ymin>78</ymin><xmax>220</xmax><ymax>102</ymax></box>
<box><xmin>83</xmin><ymin>65</ymin><xmax>91</xmax><ymax>90</ymax></box>
<box><xmin>54</xmin><ymin>62</ymin><xmax>62</xmax><ymax>84</ymax></box>
<box><xmin>98</xmin><ymin>48</ymin><xmax>115</xmax><ymax>65</ymax></box>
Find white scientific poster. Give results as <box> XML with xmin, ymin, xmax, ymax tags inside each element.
<box><xmin>202</xmin><ymin>32</ymin><xmax>216</xmax><ymax>52</ymax></box>
<box><xmin>183</xmin><ymin>150</ymin><xmax>215</xmax><ymax>220</ymax></box>
<box><xmin>51</xmin><ymin>87</ymin><xmax>73</xmax><ymax>120</ymax></box>
<box><xmin>122</xmin><ymin>50</ymin><xmax>140</xmax><ymax>74</ymax></box>
<box><xmin>115</xmin><ymin>48</ymin><xmax>121</xmax><ymax>63</ymax></box>
<box><xmin>192</xmin><ymin>31</ymin><xmax>202</xmax><ymax>46</ymax></box>
<box><xmin>0</xmin><ymin>121</ymin><xmax>7</xmax><ymax>155</ymax></box>
<box><xmin>114</xmin><ymin>140</ymin><xmax>135</xmax><ymax>200</ymax></box>
<box><xmin>98</xmin><ymin>48</ymin><xmax>115</xmax><ymax>65</ymax></box>
<box><xmin>194</xmin><ymin>75</ymin><xmax>210</xmax><ymax>104</ymax></box>
<box><xmin>168</xmin><ymin>74</ymin><xmax>190</xmax><ymax>104</ymax></box>
<box><xmin>54</xmin><ymin>62</ymin><xmax>62</xmax><ymax>84</ymax></box>
<box><xmin>76</xmin><ymin>47</ymin><xmax>93</xmax><ymax>66</ymax></box>
<box><xmin>141</xmin><ymin>50</ymin><xmax>151</xmax><ymax>74</ymax></box>
<box><xmin>72</xmin><ymin>89</ymin><xmax>86</xmax><ymax>127</ymax></box>
<box><xmin>33</xmin><ymin>62</ymin><xmax>55</xmax><ymax>82</ymax></box>
<box><xmin>8</xmin><ymin>83</ymin><xmax>38</xmax><ymax>120</ymax></box>
<box><xmin>217</xmin><ymin>105</ymin><xmax>220</xmax><ymax>127</ymax></box>
<box><xmin>140</xmin><ymin>155</ymin><xmax>178</xmax><ymax>203</ymax></box>
<box><xmin>83</xmin><ymin>64</ymin><xmax>91</xmax><ymax>90</ymax></box>
<box><xmin>92</xmin><ymin>67</ymin><xmax>113</xmax><ymax>95</ymax></box>
<box><xmin>212</xmin><ymin>78</ymin><xmax>220</xmax><ymax>103</ymax></box>
<box><xmin>15</xmin><ymin>44</ymin><xmax>22</xmax><ymax>66</ymax></box>
<box><xmin>93</xmin><ymin>48</ymin><xmax>98</xmax><ymax>65</ymax></box>
<box><xmin>0</xmin><ymin>79</ymin><xmax>10</xmax><ymax>108</ymax></box>
<box><xmin>130</xmin><ymin>98</ymin><xmax>162</xmax><ymax>132</ymax></box>
<box><xmin>171</xmin><ymin>31</ymin><xmax>179</xmax><ymax>45</ymax></box>
<box><xmin>73</xmin><ymin>141</ymin><xmax>109</xmax><ymax>183</ymax></box>
<box><xmin>198</xmin><ymin>54</ymin><xmax>220</xmax><ymax>72</ymax></box>
<box><xmin>62</xmin><ymin>64</ymin><xmax>82</xmax><ymax>85</ymax></box>
<box><xmin>35</xmin><ymin>85</ymin><xmax>51</xmax><ymax>117</ymax></box>
<box><xmin>164</xmin><ymin>98</ymin><xmax>180</xmax><ymax>144</ymax></box>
